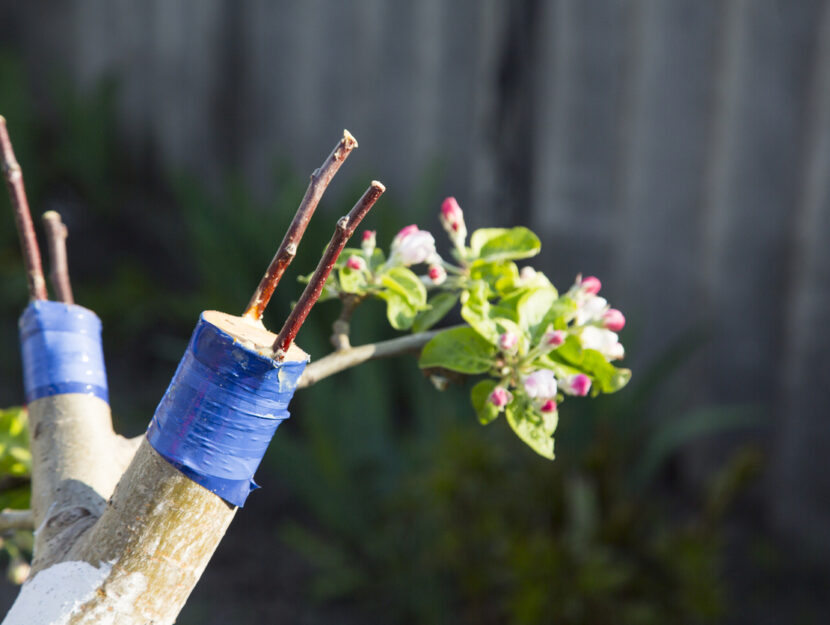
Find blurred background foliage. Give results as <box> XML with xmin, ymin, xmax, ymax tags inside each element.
<box><xmin>0</xmin><ymin>50</ymin><xmax>785</xmax><ymax>624</ymax></box>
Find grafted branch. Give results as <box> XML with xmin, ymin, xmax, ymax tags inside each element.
<box><xmin>273</xmin><ymin>181</ymin><xmax>385</xmax><ymax>356</ymax></box>
<box><xmin>42</xmin><ymin>211</ymin><xmax>74</xmax><ymax>304</ymax></box>
<box><xmin>0</xmin><ymin>115</ymin><xmax>47</xmax><ymax>301</ymax></box>
<box><xmin>244</xmin><ymin>130</ymin><xmax>358</xmax><ymax>320</ymax></box>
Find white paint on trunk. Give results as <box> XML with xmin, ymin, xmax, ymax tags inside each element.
<box><xmin>2</xmin><ymin>560</ymin><xmax>112</xmax><ymax>625</ymax></box>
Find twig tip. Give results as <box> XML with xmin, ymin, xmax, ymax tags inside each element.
<box><xmin>342</xmin><ymin>129</ymin><xmax>358</xmax><ymax>149</ymax></box>
<box><xmin>371</xmin><ymin>180</ymin><xmax>386</xmax><ymax>192</ymax></box>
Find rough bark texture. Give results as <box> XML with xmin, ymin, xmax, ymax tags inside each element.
<box><xmin>65</xmin><ymin>440</ymin><xmax>236</xmax><ymax>625</ymax></box>
<box><xmin>27</xmin><ymin>394</ymin><xmax>138</xmax><ymax>575</ymax></box>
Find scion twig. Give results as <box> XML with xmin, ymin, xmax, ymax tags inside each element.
<box><xmin>42</xmin><ymin>211</ymin><xmax>74</xmax><ymax>304</ymax></box>
<box><xmin>0</xmin><ymin>115</ymin><xmax>47</xmax><ymax>300</ymax></box>
<box><xmin>273</xmin><ymin>181</ymin><xmax>385</xmax><ymax>357</ymax></box>
<box><xmin>244</xmin><ymin>130</ymin><xmax>359</xmax><ymax>320</ymax></box>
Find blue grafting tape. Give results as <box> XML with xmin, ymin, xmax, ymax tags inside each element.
<box><xmin>146</xmin><ymin>313</ymin><xmax>307</xmax><ymax>508</ymax></box>
<box><xmin>18</xmin><ymin>300</ymin><xmax>109</xmax><ymax>404</ymax></box>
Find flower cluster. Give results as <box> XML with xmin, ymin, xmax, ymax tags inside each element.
<box><xmin>306</xmin><ymin>194</ymin><xmax>630</xmax><ymax>459</ymax></box>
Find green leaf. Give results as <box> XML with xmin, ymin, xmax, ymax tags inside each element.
<box><xmin>461</xmin><ymin>282</ymin><xmax>500</xmax><ymax>344</ymax></box>
<box><xmin>505</xmin><ymin>400</ymin><xmax>555</xmax><ymax>459</ymax></box>
<box><xmin>368</xmin><ymin>247</ymin><xmax>386</xmax><ymax>272</ymax></box>
<box><xmin>517</xmin><ymin>287</ymin><xmax>558</xmax><ymax>334</ymax></box>
<box><xmin>337</xmin><ymin>267</ymin><xmax>366</xmax><ymax>294</ymax></box>
<box><xmin>419</xmin><ymin>326</ymin><xmax>497</xmax><ymax>374</ymax></box>
<box><xmin>533</xmin><ymin>295</ymin><xmax>579</xmax><ymax>339</ymax></box>
<box><xmin>377</xmin><ymin>290</ymin><xmax>418</xmax><ymax>330</ymax></box>
<box><xmin>412</xmin><ymin>292</ymin><xmax>459</xmax><ymax>333</ymax></box>
<box><xmin>333</xmin><ymin>247</ymin><xmax>365</xmax><ymax>267</ymax></box>
<box><xmin>580</xmin><ymin>350</ymin><xmax>631</xmax><ymax>394</ymax></box>
<box><xmin>380</xmin><ymin>266</ymin><xmax>427</xmax><ymax>310</ymax></box>
<box><xmin>469</xmin><ymin>260</ymin><xmax>519</xmax><ymax>294</ymax></box>
<box><xmin>470</xmin><ymin>379</ymin><xmax>500</xmax><ymax>425</ymax></box>
<box><xmin>469</xmin><ymin>227</ymin><xmax>541</xmax><ymax>262</ymax></box>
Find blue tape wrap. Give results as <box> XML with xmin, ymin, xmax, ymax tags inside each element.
<box><xmin>19</xmin><ymin>300</ymin><xmax>109</xmax><ymax>404</ymax></box>
<box><xmin>146</xmin><ymin>314</ymin><xmax>307</xmax><ymax>508</ymax></box>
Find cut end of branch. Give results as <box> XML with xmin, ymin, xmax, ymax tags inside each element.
<box><xmin>342</xmin><ymin>129</ymin><xmax>358</xmax><ymax>151</ymax></box>
<box><xmin>42</xmin><ymin>210</ymin><xmax>74</xmax><ymax>304</ymax></box>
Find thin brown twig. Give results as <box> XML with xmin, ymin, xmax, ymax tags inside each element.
<box><xmin>273</xmin><ymin>181</ymin><xmax>386</xmax><ymax>357</ymax></box>
<box><xmin>0</xmin><ymin>115</ymin><xmax>47</xmax><ymax>300</ymax></box>
<box><xmin>42</xmin><ymin>211</ymin><xmax>74</xmax><ymax>304</ymax></box>
<box><xmin>298</xmin><ymin>325</ymin><xmax>464</xmax><ymax>388</ymax></box>
<box><xmin>244</xmin><ymin>130</ymin><xmax>359</xmax><ymax>320</ymax></box>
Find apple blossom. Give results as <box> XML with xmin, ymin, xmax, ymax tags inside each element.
<box><xmin>440</xmin><ymin>196</ymin><xmax>467</xmax><ymax>241</ymax></box>
<box><xmin>561</xmin><ymin>373</ymin><xmax>591</xmax><ymax>397</ymax></box>
<box><xmin>580</xmin><ymin>326</ymin><xmax>625</xmax><ymax>360</ymax></box>
<box><xmin>603</xmin><ymin>308</ymin><xmax>626</xmax><ymax>332</ymax></box>
<box><xmin>544</xmin><ymin>330</ymin><xmax>566</xmax><ymax>348</ymax></box>
<box><xmin>361</xmin><ymin>229</ymin><xmax>376</xmax><ymax>254</ymax></box>
<box><xmin>499</xmin><ymin>331</ymin><xmax>518</xmax><ymax>352</ymax></box>
<box><xmin>575</xmin><ymin>295</ymin><xmax>608</xmax><ymax>325</ymax></box>
<box><xmin>523</xmin><ymin>369</ymin><xmax>557</xmax><ymax>399</ymax></box>
<box><xmin>489</xmin><ymin>386</ymin><xmax>512</xmax><ymax>409</ymax></box>
<box><xmin>390</xmin><ymin>224</ymin><xmax>437</xmax><ymax>266</ymax></box>
<box><xmin>345</xmin><ymin>255</ymin><xmax>366</xmax><ymax>271</ymax></box>
<box><xmin>540</xmin><ymin>399</ymin><xmax>557</xmax><ymax>413</ymax></box>
<box><xmin>427</xmin><ymin>264</ymin><xmax>447</xmax><ymax>285</ymax></box>
<box><xmin>581</xmin><ymin>275</ymin><xmax>602</xmax><ymax>295</ymax></box>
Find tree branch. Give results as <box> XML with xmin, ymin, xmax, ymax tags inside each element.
<box><xmin>273</xmin><ymin>181</ymin><xmax>385</xmax><ymax>356</ymax></box>
<box><xmin>330</xmin><ymin>293</ymin><xmax>364</xmax><ymax>351</ymax></box>
<box><xmin>42</xmin><ymin>211</ymin><xmax>74</xmax><ymax>304</ymax></box>
<box><xmin>298</xmin><ymin>325</ymin><xmax>462</xmax><ymax>388</ymax></box>
<box><xmin>244</xmin><ymin>130</ymin><xmax>358</xmax><ymax>320</ymax></box>
<box><xmin>0</xmin><ymin>509</ymin><xmax>33</xmax><ymax>532</ymax></box>
<box><xmin>0</xmin><ymin>115</ymin><xmax>47</xmax><ymax>301</ymax></box>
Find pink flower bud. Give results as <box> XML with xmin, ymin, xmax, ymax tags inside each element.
<box><xmin>523</xmin><ymin>369</ymin><xmax>557</xmax><ymax>399</ymax></box>
<box><xmin>540</xmin><ymin>399</ymin><xmax>557</xmax><ymax>413</ymax></box>
<box><xmin>391</xmin><ymin>225</ymin><xmax>437</xmax><ymax>266</ymax></box>
<box><xmin>345</xmin><ymin>255</ymin><xmax>366</xmax><ymax>271</ymax></box>
<box><xmin>499</xmin><ymin>331</ymin><xmax>518</xmax><ymax>352</ymax></box>
<box><xmin>361</xmin><ymin>229</ymin><xmax>376</xmax><ymax>254</ymax></box>
<box><xmin>440</xmin><ymin>196</ymin><xmax>467</xmax><ymax>240</ymax></box>
<box><xmin>581</xmin><ymin>275</ymin><xmax>602</xmax><ymax>295</ymax></box>
<box><xmin>489</xmin><ymin>386</ymin><xmax>511</xmax><ymax>409</ymax></box>
<box><xmin>427</xmin><ymin>264</ymin><xmax>447</xmax><ymax>285</ymax></box>
<box><xmin>544</xmin><ymin>330</ymin><xmax>565</xmax><ymax>348</ymax></box>
<box><xmin>563</xmin><ymin>373</ymin><xmax>591</xmax><ymax>397</ymax></box>
<box><xmin>603</xmin><ymin>308</ymin><xmax>625</xmax><ymax>332</ymax></box>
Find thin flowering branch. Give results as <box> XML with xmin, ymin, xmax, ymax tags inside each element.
<box><xmin>331</xmin><ymin>293</ymin><xmax>364</xmax><ymax>351</ymax></box>
<box><xmin>0</xmin><ymin>115</ymin><xmax>47</xmax><ymax>300</ymax></box>
<box><xmin>273</xmin><ymin>181</ymin><xmax>385</xmax><ymax>357</ymax></box>
<box><xmin>244</xmin><ymin>130</ymin><xmax>359</xmax><ymax>320</ymax></box>
<box><xmin>298</xmin><ymin>325</ymin><xmax>464</xmax><ymax>388</ymax></box>
<box><xmin>41</xmin><ymin>210</ymin><xmax>74</xmax><ymax>304</ymax></box>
